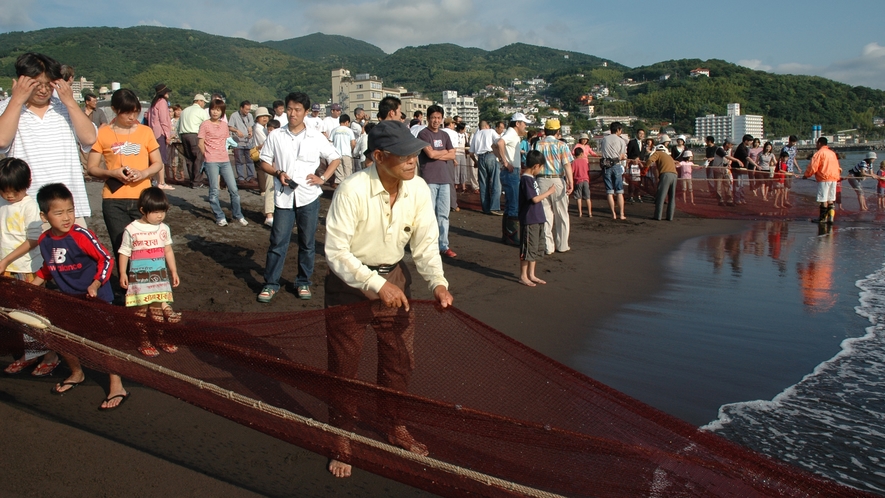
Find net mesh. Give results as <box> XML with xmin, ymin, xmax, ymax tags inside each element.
<box><xmin>0</xmin><ymin>277</ymin><xmax>875</xmax><ymax>497</ymax></box>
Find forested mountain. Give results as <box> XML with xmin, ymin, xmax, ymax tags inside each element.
<box><xmin>0</xmin><ymin>27</ymin><xmax>881</xmax><ymax>137</ymax></box>
<box><xmin>0</xmin><ymin>26</ymin><xmax>330</xmax><ymax>107</ymax></box>
<box><xmin>263</xmin><ymin>32</ymin><xmax>386</xmax><ymax>70</ymax></box>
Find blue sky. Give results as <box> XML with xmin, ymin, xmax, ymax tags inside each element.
<box><xmin>2</xmin><ymin>0</ymin><xmax>883</xmax><ymax>90</ymax></box>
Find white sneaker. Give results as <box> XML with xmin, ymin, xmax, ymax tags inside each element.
<box><xmin>237</xmin><ymin>217</ymin><xmax>249</xmax><ymax>226</ymax></box>
<box><xmin>217</xmin><ymin>219</ymin><xmax>228</xmax><ymax>227</ymax></box>
<box><xmin>264</xmin><ymin>217</ymin><xmax>274</xmax><ymax>227</ymax></box>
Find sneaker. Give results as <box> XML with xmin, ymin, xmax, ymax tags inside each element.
<box><xmin>237</xmin><ymin>217</ymin><xmax>249</xmax><ymax>226</ymax></box>
<box><xmin>441</xmin><ymin>248</ymin><xmax>457</xmax><ymax>258</ymax></box>
<box><xmin>297</xmin><ymin>285</ymin><xmax>312</xmax><ymax>300</ymax></box>
<box><xmin>264</xmin><ymin>217</ymin><xmax>274</xmax><ymax>227</ymax></box>
<box><xmin>257</xmin><ymin>286</ymin><xmax>277</xmax><ymax>303</ymax></box>
<box><xmin>216</xmin><ymin>219</ymin><xmax>228</xmax><ymax>227</ymax></box>
<box><xmin>489</xmin><ymin>210</ymin><xmax>504</xmax><ymax>216</ymax></box>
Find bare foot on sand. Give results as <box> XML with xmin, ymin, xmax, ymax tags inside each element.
<box><xmin>519</xmin><ymin>278</ymin><xmax>537</xmax><ymax>287</ymax></box>
<box><xmin>328</xmin><ymin>459</ymin><xmax>352</xmax><ymax>478</ymax></box>
<box><xmin>530</xmin><ymin>277</ymin><xmax>546</xmax><ymax>285</ymax></box>
<box><xmin>388</xmin><ymin>425</ymin><xmax>429</xmax><ymax>456</ymax></box>
<box><xmin>619</xmin><ymin>216</ymin><xmax>627</xmax><ymax>220</ymax></box>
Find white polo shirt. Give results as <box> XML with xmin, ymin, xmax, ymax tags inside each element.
<box><xmin>259</xmin><ymin>125</ymin><xmax>340</xmax><ymax>208</ymax></box>
<box><xmin>0</xmin><ymin>97</ymin><xmax>94</xmax><ymax>218</ymax></box>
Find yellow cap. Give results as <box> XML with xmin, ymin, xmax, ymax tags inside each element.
<box><xmin>545</xmin><ymin>118</ymin><xmax>561</xmax><ymax>131</ymax></box>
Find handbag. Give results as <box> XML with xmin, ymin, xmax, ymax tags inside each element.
<box><xmin>249</xmin><ymin>146</ymin><xmax>260</xmax><ymax>162</ymax></box>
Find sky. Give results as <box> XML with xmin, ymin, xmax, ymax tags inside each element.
<box><xmin>1</xmin><ymin>0</ymin><xmax>883</xmax><ymax>91</ymax></box>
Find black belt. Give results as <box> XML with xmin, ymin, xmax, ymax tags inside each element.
<box><xmin>367</xmin><ymin>262</ymin><xmax>400</xmax><ymax>275</ymax></box>
<box><xmin>477</xmin><ymin>151</ymin><xmax>493</xmax><ymax>155</ymax></box>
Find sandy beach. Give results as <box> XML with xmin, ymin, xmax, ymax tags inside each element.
<box><xmin>0</xmin><ymin>179</ymin><xmax>749</xmax><ymax>497</ymax></box>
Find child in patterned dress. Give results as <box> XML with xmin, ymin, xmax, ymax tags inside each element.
<box><xmin>118</xmin><ymin>187</ymin><xmax>180</xmax><ymax>357</ymax></box>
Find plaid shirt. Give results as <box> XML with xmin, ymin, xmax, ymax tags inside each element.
<box><xmin>534</xmin><ymin>136</ymin><xmax>572</xmax><ymax>176</ymax></box>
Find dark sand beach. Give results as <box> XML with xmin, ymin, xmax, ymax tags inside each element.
<box><xmin>0</xmin><ymin>180</ymin><xmax>749</xmax><ymax>497</ymax></box>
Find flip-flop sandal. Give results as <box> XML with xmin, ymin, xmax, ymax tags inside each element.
<box><xmin>4</xmin><ymin>357</ymin><xmax>39</xmax><ymax>375</ymax></box>
<box><xmin>98</xmin><ymin>392</ymin><xmax>130</xmax><ymax>411</ymax></box>
<box><xmin>158</xmin><ymin>343</ymin><xmax>179</xmax><ymax>354</ymax></box>
<box><xmin>138</xmin><ymin>345</ymin><xmax>160</xmax><ymax>357</ymax></box>
<box><xmin>163</xmin><ymin>307</ymin><xmax>182</xmax><ymax>323</ymax></box>
<box><xmin>31</xmin><ymin>359</ymin><xmax>61</xmax><ymax>377</ymax></box>
<box><xmin>51</xmin><ymin>379</ymin><xmax>83</xmax><ymax>395</ymax></box>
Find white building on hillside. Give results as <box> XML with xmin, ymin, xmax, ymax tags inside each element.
<box><xmin>441</xmin><ymin>91</ymin><xmax>479</xmax><ymax>130</ymax></box>
<box><xmin>695</xmin><ymin>103</ymin><xmax>764</xmax><ymax>143</ymax></box>
<box><xmin>332</xmin><ymin>68</ymin><xmax>405</xmax><ymax>120</ymax></box>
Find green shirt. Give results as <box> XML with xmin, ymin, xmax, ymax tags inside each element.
<box><xmin>177</xmin><ymin>103</ymin><xmax>209</xmax><ymax>134</ymax></box>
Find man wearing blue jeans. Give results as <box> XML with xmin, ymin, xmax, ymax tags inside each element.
<box><xmin>256</xmin><ymin>92</ymin><xmax>340</xmax><ymax>302</ymax></box>
<box><xmin>417</xmin><ymin>105</ymin><xmax>457</xmax><ymax>258</ymax></box>
<box><xmin>496</xmin><ymin>112</ymin><xmax>532</xmax><ymax>245</ymax></box>
<box><xmin>469</xmin><ymin>121</ymin><xmax>503</xmax><ymax>215</ymax></box>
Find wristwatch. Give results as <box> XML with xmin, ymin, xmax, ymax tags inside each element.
<box><xmin>319</xmin><ymin>175</ymin><xmax>326</xmax><ymax>182</ymax></box>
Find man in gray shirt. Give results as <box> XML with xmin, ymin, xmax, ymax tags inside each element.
<box><xmin>228</xmin><ymin>100</ymin><xmax>255</xmax><ymax>182</ymax></box>
<box><xmin>600</xmin><ymin>122</ymin><xmax>628</xmax><ymax>220</ymax></box>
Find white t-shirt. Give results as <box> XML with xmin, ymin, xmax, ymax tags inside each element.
<box><xmin>500</xmin><ymin>127</ymin><xmax>521</xmax><ymax>168</ymax></box>
<box><xmin>0</xmin><ymin>195</ymin><xmax>43</xmax><ymax>273</ymax></box>
<box><xmin>304</xmin><ymin>115</ymin><xmax>324</xmax><ymax>134</ymax></box>
<box><xmin>329</xmin><ymin>125</ymin><xmax>355</xmax><ymax>157</ymax></box>
<box><xmin>322</xmin><ymin>116</ymin><xmax>340</xmax><ymax>137</ymax></box>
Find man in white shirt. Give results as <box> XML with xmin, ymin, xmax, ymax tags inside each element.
<box><xmin>323</xmin><ymin>119</ymin><xmax>453</xmax><ymax>479</ymax></box>
<box><xmin>256</xmin><ymin>92</ymin><xmax>340</xmax><ymax>302</ymax></box>
<box><xmin>0</xmin><ymin>52</ymin><xmax>97</xmax><ymax>221</ymax></box>
<box><xmin>272</xmin><ymin>100</ymin><xmax>285</xmax><ymax>123</ymax></box>
<box><xmin>304</xmin><ymin>103</ymin><xmax>324</xmax><ymax>134</ymax></box>
<box><xmin>468</xmin><ymin>121</ymin><xmax>503</xmax><ymax>215</ymax></box>
<box><xmin>496</xmin><ymin>112</ymin><xmax>531</xmax><ymax>244</ymax></box>
<box><xmin>329</xmin><ymin>114</ymin><xmax>356</xmax><ymax>185</ymax></box>
<box><xmin>323</xmin><ymin>103</ymin><xmax>342</xmax><ymax>139</ymax></box>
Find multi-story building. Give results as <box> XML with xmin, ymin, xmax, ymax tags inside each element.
<box><xmin>332</xmin><ymin>68</ymin><xmax>397</xmax><ymax>119</ymax></box>
<box><xmin>440</xmin><ymin>91</ymin><xmax>479</xmax><ymax>130</ymax></box>
<box><xmin>400</xmin><ymin>92</ymin><xmax>433</xmax><ymax>121</ymax></box>
<box><xmin>695</xmin><ymin>103</ymin><xmax>764</xmax><ymax>143</ymax></box>
<box><xmin>71</xmin><ymin>76</ymin><xmax>95</xmax><ymax>102</ymax></box>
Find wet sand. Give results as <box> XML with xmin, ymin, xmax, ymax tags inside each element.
<box><xmin>1</xmin><ymin>180</ymin><xmax>748</xmax><ymax>497</ymax></box>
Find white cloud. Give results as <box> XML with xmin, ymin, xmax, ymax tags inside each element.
<box><xmin>0</xmin><ymin>0</ymin><xmax>34</xmax><ymax>28</ymax></box>
<box><xmin>302</xmin><ymin>0</ymin><xmax>477</xmax><ymax>51</ymax></box>
<box><xmin>738</xmin><ymin>59</ymin><xmax>772</xmax><ymax>71</ymax></box>
<box><xmin>136</xmin><ymin>19</ymin><xmax>165</xmax><ymax>27</ymax></box>
<box><xmin>247</xmin><ymin>19</ymin><xmax>292</xmax><ymax>42</ymax></box>
<box><xmin>738</xmin><ymin>43</ymin><xmax>885</xmax><ymax>90</ymax></box>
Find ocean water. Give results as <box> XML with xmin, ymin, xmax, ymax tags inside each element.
<box><xmin>570</xmin><ymin>221</ymin><xmax>885</xmax><ymax>494</ymax></box>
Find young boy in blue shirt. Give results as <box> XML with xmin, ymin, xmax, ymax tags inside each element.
<box><xmin>32</xmin><ymin>183</ymin><xmax>129</xmax><ymax>409</ymax></box>
<box><xmin>518</xmin><ymin>151</ymin><xmax>555</xmax><ymax>287</ymax></box>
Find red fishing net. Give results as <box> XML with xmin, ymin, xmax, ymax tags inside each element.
<box><xmin>0</xmin><ymin>277</ymin><xmax>874</xmax><ymax>497</ymax></box>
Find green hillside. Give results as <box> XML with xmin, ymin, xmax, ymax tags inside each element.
<box><xmin>367</xmin><ymin>42</ymin><xmax>624</xmax><ymax>96</ymax></box>
<box><xmin>263</xmin><ymin>32</ymin><xmax>386</xmax><ymax>71</ymax></box>
<box><xmin>0</xmin><ymin>26</ymin><xmax>330</xmax><ymax>108</ymax></box>
<box><xmin>623</xmin><ymin>59</ymin><xmax>885</xmax><ymax>138</ymax></box>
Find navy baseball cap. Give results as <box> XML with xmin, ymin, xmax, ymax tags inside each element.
<box><xmin>367</xmin><ymin>121</ymin><xmax>429</xmax><ymax>156</ymax></box>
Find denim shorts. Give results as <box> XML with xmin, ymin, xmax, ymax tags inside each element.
<box><xmin>602</xmin><ymin>164</ymin><xmax>624</xmax><ymax>195</ymax></box>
